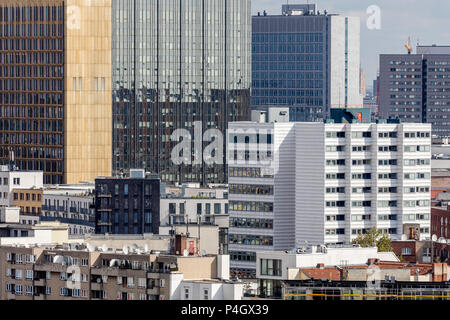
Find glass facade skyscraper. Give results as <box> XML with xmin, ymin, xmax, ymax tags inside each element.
<box><xmin>251</xmin><ymin>5</ymin><xmax>362</xmax><ymax>122</ymax></box>
<box><xmin>112</xmin><ymin>0</ymin><xmax>251</xmax><ymax>185</ymax></box>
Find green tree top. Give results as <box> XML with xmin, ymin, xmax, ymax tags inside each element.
<box><xmin>351</xmin><ymin>227</ymin><xmax>393</xmax><ymax>252</ymax></box>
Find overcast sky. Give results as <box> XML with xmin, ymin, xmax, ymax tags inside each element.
<box><xmin>252</xmin><ymin>0</ymin><xmax>450</xmax><ymax>92</ymax></box>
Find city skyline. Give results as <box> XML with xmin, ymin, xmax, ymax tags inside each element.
<box><xmin>253</xmin><ymin>0</ymin><xmax>450</xmax><ymax>89</ymax></box>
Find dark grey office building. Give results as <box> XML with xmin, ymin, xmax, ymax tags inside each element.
<box><xmin>95</xmin><ymin>170</ymin><xmax>160</xmax><ymax>235</ymax></box>
<box><xmin>112</xmin><ymin>0</ymin><xmax>251</xmax><ymax>185</ymax></box>
<box><xmin>379</xmin><ymin>46</ymin><xmax>450</xmax><ymax>137</ymax></box>
<box><xmin>251</xmin><ymin>4</ymin><xmax>362</xmax><ymax>121</ymax></box>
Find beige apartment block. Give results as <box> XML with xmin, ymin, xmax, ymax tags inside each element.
<box><xmin>0</xmin><ymin>244</ymin><xmax>230</xmax><ymax>300</ymax></box>
<box><xmin>64</xmin><ymin>0</ymin><xmax>112</xmax><ymax>184</ymax></box>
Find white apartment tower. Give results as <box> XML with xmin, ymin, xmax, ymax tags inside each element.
<box><xmin>228</xmin><ymin>121</ymin><xmax>432</xmax><ymax>277</ymax></box>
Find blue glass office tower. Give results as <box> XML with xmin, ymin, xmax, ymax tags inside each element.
<box><xmin>112</xmin><ymin>0</ymin><xmax>251</xmax><ymax>185</ymax></box>
<box><xmin>252</xmin><ymin>4</ymin><xmax>362</xmax><ymax>122</ymax></box>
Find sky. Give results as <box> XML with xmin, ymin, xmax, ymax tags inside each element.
<box><xmin>252</xmin><ymin>0</ymin><xmax>450</xmax><ymax>92</ymax></box>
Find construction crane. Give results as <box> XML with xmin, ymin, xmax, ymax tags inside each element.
<box><xmin>404</xmin><ymin>37</ymin><xmax>412</xmax><ymax>54</ymax></box>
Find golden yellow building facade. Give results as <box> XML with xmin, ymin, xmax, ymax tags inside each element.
<box><xmin>64</xmin><ymin>0</ymin><xmax>112</xmax><ymax>184</ymax></box>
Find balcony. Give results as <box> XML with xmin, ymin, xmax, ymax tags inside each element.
<box><xmin>147</xmin><ymin>287</ymin><xmax>160</xmax><ymax>296</ymax></box>
<box><xmin>33</xmin><ymin>294</ymin><xmax>46</xmax><ymax>301</ymax></box>
<box><xmin>34</xmin><ymin>263</ymin><xmax>67</xmax><ymax>273</ymax></box>
<box><xmin>91</xmin><ymin>282</ymin><xmax>103</xmax><ymax>291</ymax></box>
<box><xmin>34</xmin><ymin>279</ymin><xmax>46</xmax><ymax>287</ymax></box>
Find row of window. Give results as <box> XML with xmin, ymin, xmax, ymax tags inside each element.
<box><xmin>229</xmin><ymin>167</ymin><xmax>274</xmax><ymax>179</ymax></box>
<box><xmin>0</xmin><ymin>106</ymin><xmax>63</xmax><ymax>119</ymax></box>
<box><xmin>229</xmin><ymin>201</ymin><xmax>273</xmax><ymax>213</ymax></box>
<box><xmin>325</xmin><ymin>186</ymin><xmax>430</xmax><ymax>194</ymax></box>
<box><xmin>0</xmin><ymin>38</ymin><xmax>63</xmax><ymax>51</ymax></box>
<box><xmin>229</xmin><ymin>234</ymin><xmax>273</xmax><ymax>246</ymax></box>
<box><xmin>0</xmin><ymin>93</ymin><xmax>63</xmax><ymax>105</ymax></box>
<box><xmin>0</xmin><ymin>6</ymin><xmax>64</xmax><ymax>23</ymax></box>
<box><xmin>230</xmin><ymin>217</ymin><xmax>273</xmax><ymax>229</ymax></box>
<box><xmin>325</xmin><ymin>200</ymin><xmax>430</xmax><ymax>208</ymax></box>
<box><xmin>230</xmin><ymin>251</ymin><xmax>256</xmax><ymax>262</ymax></box>
<box><xmin>229</xmin><ymin>184</ymin><xmax>273</xmax><ymax>196</ymax></box>
<box><xmin>327</xmin><ymin>214</ymin><xmax>399</xmax><ymax>221</ymax></box>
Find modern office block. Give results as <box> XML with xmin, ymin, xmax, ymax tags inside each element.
<box><xmin>379</xmin><ymin>46</ymin><xmax>450</xmax><ymax>137</ymax></box>
<box><xmin>94</xmin><ymin>170</ymin><xmax>160</xmax><ymax>235</ymax></box>
<box><xmin>0</xmin><ymin>0</ymin><xmax>112</xmax><ymax>184</ymax></box>
<box><xmin>252</xmin><ymin>4</ymin><xmax>362</xmax><ymax>121</ymax></box>
<box><xmin>112</xmin><ymin>0</ymin><xmax>251</xmax><ymax>185</ymax></box>
<box><xmin>228</xmin><ymin>120</ymin><xmax>432</xmax><ymax>277</ymax></box>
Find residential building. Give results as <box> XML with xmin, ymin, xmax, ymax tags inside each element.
<box><xmin>391</xmin><ymin>239</ymin><xmax>449</xmax><ymax>264</ymax></box>
<box><xmin>94</xmin><ymin>170</ymin><xmax>160</xmax><ymax>235</ymax></box>
<box><xmin>228</xmin><ymin>120</ymin><xmax>432</xmax><ymax>277</ymax></box>
<box><xmin>0</xmin><ymin>0</ymin><xmax>112</xmax><ymax>184</ymax></box>
<box><xmin>431</xmin><ymin>205</ymin><xmax>450</xmax><ymax>240</ymax></box>
<box><xmin>112</xmin><ymin>0</ymin><xmax>251</xmax><ymax>185</ymax></box>
<box><xmin>12</xmin><ymin>188</ymin><xmax>43</xmax><ymax>216</ymax></box>
<box><xmin>379</xmin><ymin>45</ymin><xmax>450</xmax><ymax>137</ymax></box>
<box><xmin>255</xmin><ymin>244</ymin><xmax>399</xmax><ymax>298</ymax></box>
<box><xmin>252</xmin><ymin>4</ymin><xmax>362</xmax><ymax>121</ymax></box>
<box><xmin>42</xmin><ymin>185</ymin><xmax>95</xmax><ymax>236</ymax></box>
<box><xmin>0</xmin><ymin>206</ymin><xmax>34</xmax><ymax>237</ymax></box>
<box><xmin>0</xmin><ymin>166</ymin><xmax>43</xmax><ymax>207</ymax></box>
<box><xmin>0</xmin><ymin>243</ymin><xmax>240</xmax><ymax>300</ymax></box>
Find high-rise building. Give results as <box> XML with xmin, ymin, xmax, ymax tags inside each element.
<box><xmin>379</xmin><ymin>46</ymin><xmax>450</xmax><ymax>137</ymax></box>
<box><xmin>228</xmin><ymin>120</ymin><xmax>431</xmax><ymax>277</ymax></box>
<box><xmin>94</xmin><ymin>169</ymin><xmax>160</xmax><ymax>235</ymax></box>
<box><xmin>0</xmin><ymin>1</ymin><xmax>113</xmax><ymax>184</ymax></box>
<box><xmin>251</xmin><ymin>4</ymin><xmax>362</xmax><ymax>122</ymax></box>
<box><xmin>112</xmin><ymin>0</ymin><xmax>251</xmax><ymax>185</ymax></box>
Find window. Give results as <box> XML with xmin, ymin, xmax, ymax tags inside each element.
<box><xmin>15</xmin><ymin>284</ymin><xmax>23</xmax><ymax>295</ymax></box>
<box><xmin>260</xmin><ymin>259</ymin><xmax>282</xmax><ymax>276</ymax></box>
<box><xmin>197</xmin><ymin>203</ymin><xmax>202</xmax><ymax>215</ymax></box>
<box><xmin>214</xmin><ymin>203</ymin><xmax>221</xmax><ymax>214</ymax></box>
<box><xmin>184</xmin><ymin>288</ymin><xmax>190</xmax><ymax>299</ymax></box>
<box><xmin>13</xmin><ymin>269</ymin><xmax>23</xmax><ymax>280</ymax></box>
<box><xmin>138</xmin><ymin>278</ymin><xmax>146</xmax><ymax>289</ymax></box>
<box><xmin>169</xmin><ymin>203</ymin><xmax>176</xmax><ymax>214</ymax></box>
<box><xmin>203</xmin><ymin>289</ymin><xmax>209</xmax><ymax>300</ymax></box>
<box><xmin>26</xmin><ymin>270</ymin><xmax>33</xmax><ymax>280</ymax></box>
<box><xmin>46</xmin><ymin>287</ymin><xmax>51</xmax><ymax>295</ymax></box>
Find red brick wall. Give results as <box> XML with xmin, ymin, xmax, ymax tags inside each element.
<box><xmin>391</xmin><ymin>241</ymin><xmax>417</xmax><ymax>263</ymax></box>
<box><xmin>431</xmin><ymin>207</ymin><xmax>450</xmax><ymax>239</ymax></box>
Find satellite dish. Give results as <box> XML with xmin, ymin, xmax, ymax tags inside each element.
<box><xmin>132</xmin><ymin>244</ymin><xmax>138</xmax><ymax>250</ymax></box>
<box><xmin>123</xmin><ymin>245</ymin><xmax>129</xmax><ymax>254</ymax></box>
<box><xmin>201</xmin><ymin>249</ymin><xmax>207</xmax><ymax>257</ymax></box>
<box><xmin>87</xmin><ymin>244</ymin><xmax>95</xmax><ymax>252</ymax></box>
<box><xmin>96</xmin><ymin>278</ymin><xmax>101</xmax><ymax>283</ymax></box>
<box><xmin>401</xmin><ymin>234</ymin><xmax>408</xmax><ymax>241</ymax></box>
<box><xmin>110</xmin><ymin>259</ymin><xmax>119</xmax><ymax>267</ymax></box>
<box><xmin>183</xmin><ymin>249</ymin><xmax>188</xmax><ymax>257</ymax></box>
<box><xmin>102</xmin><ymin>244</ymin><xmax>108</xmax><ymax>252</ymax></box>
<box><xmin>432</xmin><ymin>234</ymin><xmax>438</xmax><ymax>242</ymax></box>
<box><xmin>53</xmin><ymin>255</ymin><xmax>64</xmax><ymax>264</ymax></box>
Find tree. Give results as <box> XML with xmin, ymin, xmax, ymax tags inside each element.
<box><xmin>352</xmin><ymin>227</ymin><xmax>393</xmax><ymax>252</ymax></box>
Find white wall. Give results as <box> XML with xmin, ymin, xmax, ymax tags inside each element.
<box><xmin>295</xmin><ymin>123</ymin><xmax>326</xmax><ymax>245</ymax></box>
